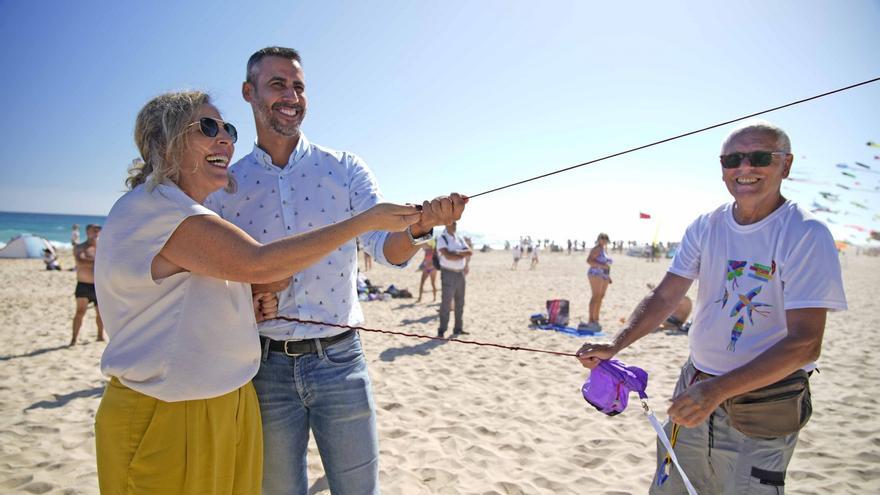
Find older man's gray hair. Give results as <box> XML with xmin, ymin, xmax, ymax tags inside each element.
<box><xmin>722</xmin><ymin>120</ymin><xmax>792</xmax><ymax>153</ymax></box>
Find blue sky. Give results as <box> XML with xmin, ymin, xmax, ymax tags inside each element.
<box><xmin>1</xmin><ymin>1</ymin><xmax>878</xmax><ymax>244</ymax></box>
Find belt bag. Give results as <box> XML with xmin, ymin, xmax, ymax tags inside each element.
<box><xmin>718</xmin><ymin>369</ymin><xmax>812</xmax><ymax>439</ymax></box>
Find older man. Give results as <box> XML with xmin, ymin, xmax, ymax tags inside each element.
<box><xmin>206</xmin><ymin>46</ymin><xmax>466</xmax><ymax>494</ymax></box>
<box><xmin>577</xmin><ymin>121</ymin><xmax>846</xmax><ymax>494</ymax></box>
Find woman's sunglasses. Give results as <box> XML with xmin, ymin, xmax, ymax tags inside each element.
<box><xmin>719</xmin><ymin>151</ymin><xmax>789</xmax><ymax>169</ymax></box>
<box><xmin>186</xmin><ymin>117</ymin><xmax>238</xmax><ymax>143</ymax></box>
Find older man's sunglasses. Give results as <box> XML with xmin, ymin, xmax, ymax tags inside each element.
<box><xmin>719</xmin><ymin>151</ymin><xmax>789</xmax><ymax>169</ymax></box>
<box><xmin>187</xmin><ymin>117</ymin><xmax>238</xmax><ymax>143</ymax></box>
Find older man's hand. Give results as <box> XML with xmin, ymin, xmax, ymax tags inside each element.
<box><xmin>576</xmin><ymin>342</ymin><xmax>618</xmax><ymax>369</ymax></box>
<box><xmin>411</xmin><ymin>193</ymin><xmax>468</xmax><ymax>236</ymax></box>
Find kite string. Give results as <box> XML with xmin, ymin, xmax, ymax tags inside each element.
<box><xmin>468</xmin><ymin>76</ymin><xmax>880</xmax><ymax>199</ymax></box>
<box><xmin>266</xmin><ymin>316</ymin><xmax>579</xmax><ymax>358</ymax></box>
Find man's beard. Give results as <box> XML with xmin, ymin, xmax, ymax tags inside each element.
<box><xmin>258</xmin><ymin>99</ymin><xmax>303</xmax><ymax>137</ymax></box>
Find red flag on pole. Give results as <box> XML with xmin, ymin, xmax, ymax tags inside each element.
<box><xmin>639</xmin><ymin>212</ymin><xmax>651</xmax><ymax>219</ymax></box>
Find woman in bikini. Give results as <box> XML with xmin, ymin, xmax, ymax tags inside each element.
<box><xmin>417</xmin><ymin>242</ymin><xmax>438</xmax><ymax>302</ymax></box>
<box><xmin>586</xmin><ymin>233</ymin><xmax>612</xmax><ymax>331</ymax></box>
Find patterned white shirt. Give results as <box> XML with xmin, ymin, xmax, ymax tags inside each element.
<box><xmin>206</xmin><ymin>134</ymin><xmax>408</xmax><ymax>339</ymax></box>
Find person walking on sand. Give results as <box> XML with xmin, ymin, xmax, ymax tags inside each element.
<box><xmin>70</xmin><ymin>224</ymin><xmax>80</xmax><ymax>248</ymax></box>
<box><xmin>70</xmin><ymin>224</ymin><xmax>104</xmax><ymax>345</ymax></box>
<box><xmin>530</xmin><ymin>241</ymin><xmax>540</xmax><ymax>270</ymax></box>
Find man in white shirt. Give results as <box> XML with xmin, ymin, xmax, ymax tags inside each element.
<box><xmin>436</xmin><ymin>221</ymin><xmax>472</xmax><ymax>338</ymax></box>
<box><xmin>207</xmin><ymin>47</ymin><xmax>466</xmax><ymax>495</ymax></box>
<box><xmin>576</xmin><ymin>121</ymin><xmax>846</xmax><ymax>494</ymax></box>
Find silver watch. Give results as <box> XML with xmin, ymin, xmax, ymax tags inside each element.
<box><xmin>406</xmin><ymin>226</ymin><xmax>434</xmax><ymax>245</ymax></box>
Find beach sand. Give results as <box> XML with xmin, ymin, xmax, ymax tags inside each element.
<box><xmin>1</xmin><ymin>249</ymin><xmax>877</xmax><ymax>494</ymax></box>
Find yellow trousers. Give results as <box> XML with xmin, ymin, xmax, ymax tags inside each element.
<box><xmin>95</xmin><ymin>378</ymin><xmax>262</xmax><ymax>494</ymax></box>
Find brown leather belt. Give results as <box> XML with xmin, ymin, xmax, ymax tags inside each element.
<box><xmin>261</xmin><ymin>330</ymin><xmax>356</xmax><ymax>356</ymax></box>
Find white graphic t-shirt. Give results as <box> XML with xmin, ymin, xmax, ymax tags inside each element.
<box><xmin>669</xmin><ymin>201</ymin><xmax>847</xmax><ymax>376</ymax></box>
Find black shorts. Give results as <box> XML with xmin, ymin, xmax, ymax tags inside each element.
<box><xmin>75</xmin><ymin>282</ymin><xmax>97</xmax><ymax>305</ymax></box>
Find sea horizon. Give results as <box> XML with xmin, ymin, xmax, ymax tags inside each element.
<box><xmin>0</xmin><ymin>210</ymin><xmax>108</xmax><ymax>250</ymax></box>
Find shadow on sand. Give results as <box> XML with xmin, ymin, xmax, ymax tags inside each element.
<box><xmin>398</xmin><ymin>313</ymin><xmax>439</xmax><ymax>325</ymax></box>
<box><xmin>379</xmin><ymin>338</ymin><xmax>446</xmax><ymax>362</ymax></box>
<box><xmin>25</xmin><ymin>385</ymin><xmax>105</xmax><ymax>411</ymax></box>
<box><xmin>0</xmin><ymin>345</ymin><xmax>69</xmax><ymax>362</ymax></box>
<box><xmin>308</xmin><ymin>476</ymin><xmax>329</xmax><ymax>494</ymax></box>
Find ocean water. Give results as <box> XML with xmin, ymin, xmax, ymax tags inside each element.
<box><xmin>0</xmin><ymin>211</ymin><xmax>108</xmax><ymax>250</ymax></box>
<box><xmin>0</xmin><ymin>210</ymin><xmax>509</xmax><ymax>251</ymax></box>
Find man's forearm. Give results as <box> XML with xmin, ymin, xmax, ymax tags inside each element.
<box><xmin>708</xmin><ymin>336</ymin><xmax>820</xmax><ymax>402</ymax></box>
<box><xmin>382</xmin><ymin>231</ymin><xmax>421</xmax><ymax>265</ymax></box>
<box><xmin>707</xmin><ymin>309</ymin><xmax>825</xmax><ymax>401</ymax></box>
<box><xmin>611</xmin><ymin>289</ymin><xmax>681</xmax><ymax>352</ymax></box>
<box><xmin>441</xmin><ymin>250</ymin><xmax>470</xmax><ymax>260</ymax></box>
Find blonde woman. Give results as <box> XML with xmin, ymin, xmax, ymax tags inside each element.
<box><xmin>585</xmin><ymin>233</ymin><xmax>612</xmax><ymax>331</ymax></box>
<box><xmin>94</xmin><ymin>91</ymin><xmax>419</xmax><ymax>494</ymax></box>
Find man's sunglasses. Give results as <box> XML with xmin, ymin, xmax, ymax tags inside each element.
<box><xmin>186</xmin><ymin>117</ymin><xmax>238</xmax><ymax>143</ymax></box>
<box><xmin>719</xmin><ymin>151</ymin><xmax>789</xmax><ymax>169</ymax></box>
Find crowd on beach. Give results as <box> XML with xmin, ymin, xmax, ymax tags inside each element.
<box><xmin>29</xmin><ymin>44</ymin><xmax>847</xmax><ymax>494</ymax></box>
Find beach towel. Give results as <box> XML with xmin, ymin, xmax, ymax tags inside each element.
<box><xmin>532</xmin><ymin>323</ymin><xmax>603</xmax><ymax>337</ymax></box>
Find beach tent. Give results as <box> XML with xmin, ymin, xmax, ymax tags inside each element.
<box><xmin>0</xmin><ymin>234</ymin><xmax>54</xmax><ymax>259</ymax></box>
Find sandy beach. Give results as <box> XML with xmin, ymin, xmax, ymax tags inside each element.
<box><xmin>1</xmin><ymin>249</ymin><xmax>878</xmax><ymax>494</ymax></box>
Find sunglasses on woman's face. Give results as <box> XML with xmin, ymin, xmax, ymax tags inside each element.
<box><xmin>719</xmin><ymin>151</ymin><xmax>789</xmax><ymax>169</ymax></box>
<box><xmin>187</xmin><ymin>117</ymin><xmax>238</xmax><ymax>143</ymax></box>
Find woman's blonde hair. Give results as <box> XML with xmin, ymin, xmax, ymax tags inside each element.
<box><xmin>125</xmin><ymin>91</ymin><xmax>212</xmax><ymax>191</ymax></box>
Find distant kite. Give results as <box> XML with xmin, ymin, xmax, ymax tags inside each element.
<box><xmin>811</xmin><ymin>200</ymin><xmax>837</xmax><ymax>214</ymax></box>
<box><xmin>846</xmin><ymin>224</ymin><xmax>867</xmax><ymax>232</ymax></box>
<box><xmin>868</xmin><ymin>141</ymin><xmax>880</xmax><ymax>148</ymax></box>
<box><xmin>851</xmin><ymin>201</ymin><xmax>868</xmax><ymax>210</ymax></box>
<box><xmin>855</xmin><ymin>162</ymin><xmax>871</xmax><ymax>169</ymax></box>
<box><xmin>842</xmin><ymin>171</ymin><xmax>857</xmax><ymax>178</ymax></box>
<box><xmin>819</xmin><ymin>191</ymin><xmax>839</xmax><ymax>202</ymax></box>
<box><xmin>837</xmin><ymin>184</ymin><xmax>851</xmax><ymax>190</ymax></box>
<box><xmin>787</xmin><ymin>177</ymin><xmax>828</xmax><ymax>185</ymax></box>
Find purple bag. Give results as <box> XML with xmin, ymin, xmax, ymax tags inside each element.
<box><xmin>582</xmin><ymin>359</ymin><xmax>649</xmax><ymax>416</ymax></box>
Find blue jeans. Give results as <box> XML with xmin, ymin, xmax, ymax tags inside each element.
<box><xmin>253</xmin><ymin>331</ymin><xmax>379</xmax><ymax>495</ymax></box>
